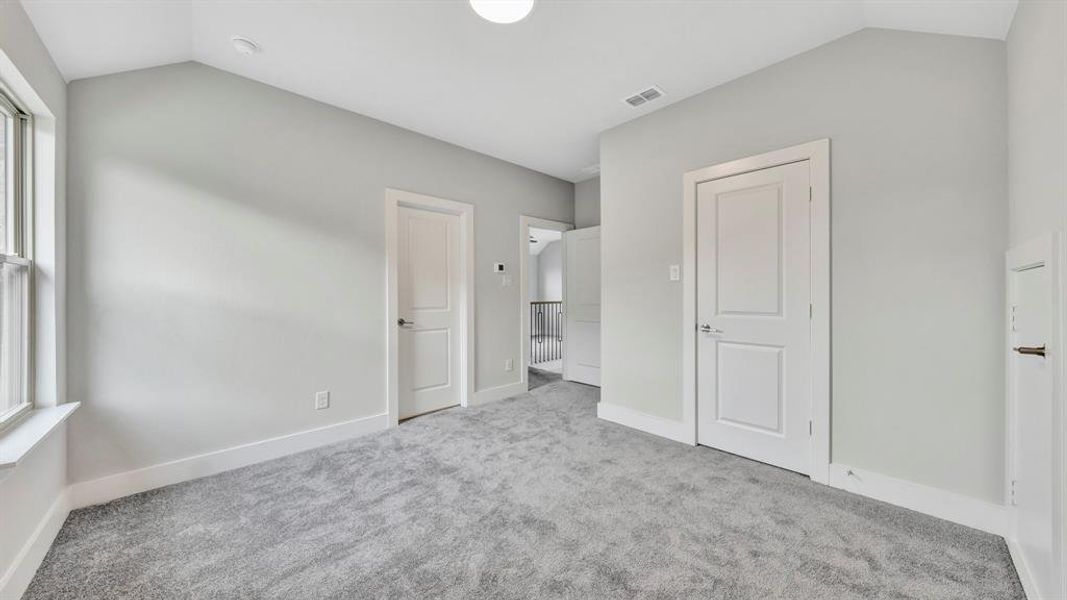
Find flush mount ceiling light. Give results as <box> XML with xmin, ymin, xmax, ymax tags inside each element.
<box><xmin>231</xmin><ymin>36</ymin><xmax>260</xmax><ymax>56</ymax></box>
<box><xmin>469</xmin><ymin>0</ymin><xmax>535</xmax><ymax>24</ymax></box>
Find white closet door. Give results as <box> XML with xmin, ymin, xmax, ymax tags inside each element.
<box><xmin>696</xmin><ymin>161</ymin><xmax>811</xmax><ymax>474</ymax></box>
<box><xmin>397</xmin><ymin>206</ymin><xmax>462</xmax><ymax>419</ymax></box>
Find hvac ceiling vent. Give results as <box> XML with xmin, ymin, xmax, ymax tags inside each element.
<box><xmin>624</xmin><ymin>86</ymin><xmax>665</xmax><ymax>108</ymax></box>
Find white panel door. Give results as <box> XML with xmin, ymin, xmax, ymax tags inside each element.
<box><xmin>1008</xmin><ymin>244</ymin><xmax>1058</xmax><ymax>599</ymax></box>
<box><xmin>696</xmin><ymin>161</ymin><xmax>811</xmax><ymax>474</ymax></box>
<box><xmin>564</xmin><ymin>226</ymin><xmax>600</xmax><ymax>386</ymax></box>
<box><xmin>397</xmin><ymin>207</ymin><xmax>462</xmax><ymax>419</ymax></box>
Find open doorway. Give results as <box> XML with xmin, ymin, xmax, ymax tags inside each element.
<box><xmin>519</xmin><ymin>217</ymin><xmax>573</xmax><ymax>392</ymax></box>
<box><xmin>529</xmin><ymin>227</ymin><xmax>564</xmax><ymax>389</ymax></box>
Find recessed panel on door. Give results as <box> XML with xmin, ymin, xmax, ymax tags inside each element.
<box><xmin>717</xmin><ymin>184</ymin><xmax>782</xmax><ymax>316</ymax></box>
<box><xmin>410</xmin><ymin>329</ymin><xmax>451</xmax><ymax>391</ymax></box>
<box><xmin>716</xmin><ymin>342</ymin><xmax>783</xmax><ymax>434</ymax></box>
<box><xmin>409</xmin><ymin>217</ymin><xmax>451</xmax><ymax>310</ymax></box>
<box><xmin>696</xmin><ymin>161</ymin><xmax>811</xmax><ymax>475</ymax></box>
<box><xmin>398</xmin><ymin>207</ymin><xmax>462</xmax><ymax>419</ymax></box>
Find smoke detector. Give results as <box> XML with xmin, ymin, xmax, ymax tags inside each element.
<box><xmin>231</xmin><ymin>36</ymin><xmax>260</xmax><ymax>56</ymax></box>
<box><xmin>623</xmin><ymin>86</ymin><xmax>665</xmax><ymax>108</ymax></box>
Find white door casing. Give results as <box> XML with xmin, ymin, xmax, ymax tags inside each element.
<box><xmin>695</xmin><ymin>161</ymin><xmax>812</xmax><ymax>474</ymax></box>
<box><xmin>385</xmin><ymin>189</ymin><xmax>474</xmax><ymax>427</ymax></box>
<box><xmin>682</xmin><ymin>140</ymin><xmax>830</xmax><ymax>482</ymax></box>
<box><xmin>564</xmin><ymin>226</ymin><xmax>601</xmax><ymax>386</ymax></box>
<box><xmin>1006</xmin><ymin>233</ymin><xmax>1064</xmax><ymax>600</ymax></box>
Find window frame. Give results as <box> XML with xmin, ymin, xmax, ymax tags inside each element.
<box><xmin>0</xmin><ymin>85</ymin><xmax>35</xmax><ymax>430</ymax></box>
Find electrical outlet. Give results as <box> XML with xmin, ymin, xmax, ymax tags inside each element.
<box><xmin>315</xmin><ymin>390</ymin><xmax>330</xmax><ymax>410</ymax></box>
<box><xmin>669</xmin><ymin>265</ymin><xmax>680</xmax><ymax>281</ymax></box>
<box><xmin>505</xmin><ymin>359</ymin><xmax>514</xmax><ymax>372</ymax></box>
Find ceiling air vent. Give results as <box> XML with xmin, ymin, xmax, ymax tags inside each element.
<box><xmin>624</xmin><ymin>86</ymin><xmax>665</xmax><ymax>108</ymax></box>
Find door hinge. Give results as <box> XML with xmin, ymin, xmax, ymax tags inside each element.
<box><xmin>808</xmin><ymin>420</ymin><xmax>813</xmax><ymax>436</ymax></box>
<box><xmin>809</xmin><ymin>303</ymin><xmax>813</xmax><ymax>319</ymax></box>
<box><xmin>1010</xmin><ymin>480</ymin><xmax>1017</xmax><ymax>506</ymax></box>
<box><xmin>808</xmin><ymin>186</ymin><xmax>813</xmax><ymax>202</ymax></box>
<box><xmin>1010</xmin><ymin>305</ymin><xmax>1017</xmax><ymax>332</ymax></box>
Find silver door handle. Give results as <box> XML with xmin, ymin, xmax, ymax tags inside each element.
<box><xmin>398</xmin><ymin>318</ymin><xmax>415</xmax><ymax>327</ymax></box>
<box><xmin>698</xmin><ymin>324</ymin><xmax>723</xmax><ymax>334</ymax></box>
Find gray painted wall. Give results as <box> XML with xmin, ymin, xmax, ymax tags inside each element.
<box><xmin>1007</xmin><ymin>0</ymin><xmax>1066</xmax><ymax>245</ymax></box>
<box><xmin>537</xmin><ymin>240</ymin><xmax>563</xmax><ymax>302</ymax></box>
<box><xmin>600</xmin><ymin>29</ymin><xmax>1007</xmax><ymax>502</ymax></box>
<box><xmin>574</xmin><ymin>176</ymin><xmax>600</xmax><ymax>227</ymax></box>
<box><xmin>66</xmin><ymin>62</ymin><xmax>573</xmax><ymax>483</ymax></box>
<box><xmin>528</xmin><ymin>253</ymin><xmax>540</xmax><ymax>301</ymax></box>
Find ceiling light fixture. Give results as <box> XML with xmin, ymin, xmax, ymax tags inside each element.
<box><xmin>231</xmin><ymin>36</ymin><xmax>260</xmax><ymax>56</ymax></box>
<box><xmin>469</xmin><ymin>0</ymin><xmax>535</xmax><ymax>24</ymax></box>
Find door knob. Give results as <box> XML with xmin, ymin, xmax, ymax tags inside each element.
<box><xmin>397</xmin><ymin>318</ymin><xmax>415</xmax><ymax>327</ymax></box>
<box><xmin>698</xmin><ymin>324</ymin><xmax>723</xmax><ymax>334</ymax></box>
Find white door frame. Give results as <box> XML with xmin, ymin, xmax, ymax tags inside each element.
<box><xmin>385</xmin><ymin>189</ymin><xmax>475</xmax><ymax>427</ymax></box>
<box><xmin>681</xmin><ymin>139</ymin><xmax>831</xmax><ymax>484</ymax></box>
<box><xmin>1004</xmin><ymin>232</ymin><xmax>1065</xmax><ymax>600</ymax></box>
<box><xmin>518</xmin><ymin>216</ymin><xmax>573</xmax><ymax>391</ymax></box>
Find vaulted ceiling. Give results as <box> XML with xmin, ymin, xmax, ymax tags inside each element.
<box><xmin>21</xmin><ymin>0</ymin><xmax>1018</xmax><ymax>181</ymax></box>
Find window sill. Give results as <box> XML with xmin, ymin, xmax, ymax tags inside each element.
<box><xmin>0</xmin><ymin>402</ymin><xmax>80</xmax><ymax>476</ymax></box>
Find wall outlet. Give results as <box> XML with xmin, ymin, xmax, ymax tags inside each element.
<box><xmin>504</xmin><ymin>359</ymin><xmax>514</xmax><ymax>372</ymax></box>
<box><xmin>669</xmin><ymin>265</ymin><xmax>681</xmax><ymax>281</ymax></box>
<box><xmin>315</xmin><ymin>390</ymin><xmax>330</xmax><ymax>410</ymax></box>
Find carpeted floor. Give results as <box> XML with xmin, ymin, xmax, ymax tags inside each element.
<box><xmin>528</xmin><ymin>366</ymin><xmax>562</xmax><ymax>390</ymax></box>
<box><xmin>27</xmin><ymin>380</ymin><xmax>1022</xmax><ymax>599</ymax></box>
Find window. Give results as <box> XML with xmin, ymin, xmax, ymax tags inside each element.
<box><xmin>0</xmin><ymin>87</ymin><xmax>31</xmax><ymax>427</ymax></box>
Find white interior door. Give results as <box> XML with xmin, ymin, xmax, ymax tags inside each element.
<box><xmin>696</xmin><ymin>161</ymin><xmax>811</xmax><ymax>474</ymax></box>
<box><xmin>397</xmin><ymin>206</ymin><xmax>462</xmax><ymax>419</ymax></box>
<box><xmin>564</xmin><ymin>226</ymin><xmax>600</xmax><ymax>386</ymax></box>
<box><xmin>1007</xmin><ymin>239</ymin><xmax>1059</xmax><ymax>599</ymax></box>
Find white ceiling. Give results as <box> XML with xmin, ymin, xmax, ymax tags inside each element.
<box><xmin>529</xmin><ymin>227</ymin><xmax>562</xmax><ymax>255</ymax></box>
<box><xmin>21</xmin><ymin>0</ymin><xmax>1018</xmax><ymax>182</ymax></box>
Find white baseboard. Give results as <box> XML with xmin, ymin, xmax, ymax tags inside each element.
<box><xmin>470</xmin><ymin>381</ymin><xmax>526</xmax><ymax>406</ymax></box>
<box><xmin>0</xmin><ymin>489</ymin><xmax>70</xmax><ymax>600</ymax></box>
<box><xmin>1006</xmin><ymin>537</ymin><xmax>1040</xmax><ymax>600</ymax></box>
<box><xmin>828</xmin><ymin>463</ymin><xmax>1008</xmax><ymax>536</ymax></box>
<box><xmin>596</xmin><ymin>402</ymin><xmax>695</xmax><ymax>445</ymax></box>
<box><xmin>69</xmin><ymin>413</ymin><xmax>389</xmax><ymax>509</ymax></box>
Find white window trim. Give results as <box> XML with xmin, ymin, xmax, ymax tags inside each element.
<box><xmin>0</xmin><ymin>85</ymin><xmax>35</xmax><ymax>432</ymax></box>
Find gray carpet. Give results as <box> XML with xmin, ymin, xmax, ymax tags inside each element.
<box><xmin>27</xmin><ymin>380</ymin><xmax>1022</xmax><ymax>599</ymax></box>
<box><xmin>528</xmin><ymin>366</ymin><xmax>561</xmax><ymax>390</ymax></box>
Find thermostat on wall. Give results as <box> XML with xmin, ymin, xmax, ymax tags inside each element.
<box><xmin>493</xmin><ymin>262</ymin><xmax>506</xmax><ymax>273</ymax></box>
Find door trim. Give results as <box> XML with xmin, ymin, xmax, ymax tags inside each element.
<box><xmin>518</xmin><ymin>216</ymin><xmax>574</xmax><ymax>392</ymax></box>
<box><xmin>385</xmin><ymin>189</ymin><xmax>475</xmax><ymax>427</ymax></box>
<box><xmin>1004</xmin><ymin>232</ymin><xmax>1065</xmax><ymax>600</ymax></box>
<box><xmin>681</xmin><ymin>139</ymin><xmax>831</xmax><ymax>484</ymax></box>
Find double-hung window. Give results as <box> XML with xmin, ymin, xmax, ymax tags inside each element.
<box><xmin>0</xmin><ymin>87</ymin><xmax>32</xmax><ymax>427</ymax></box>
